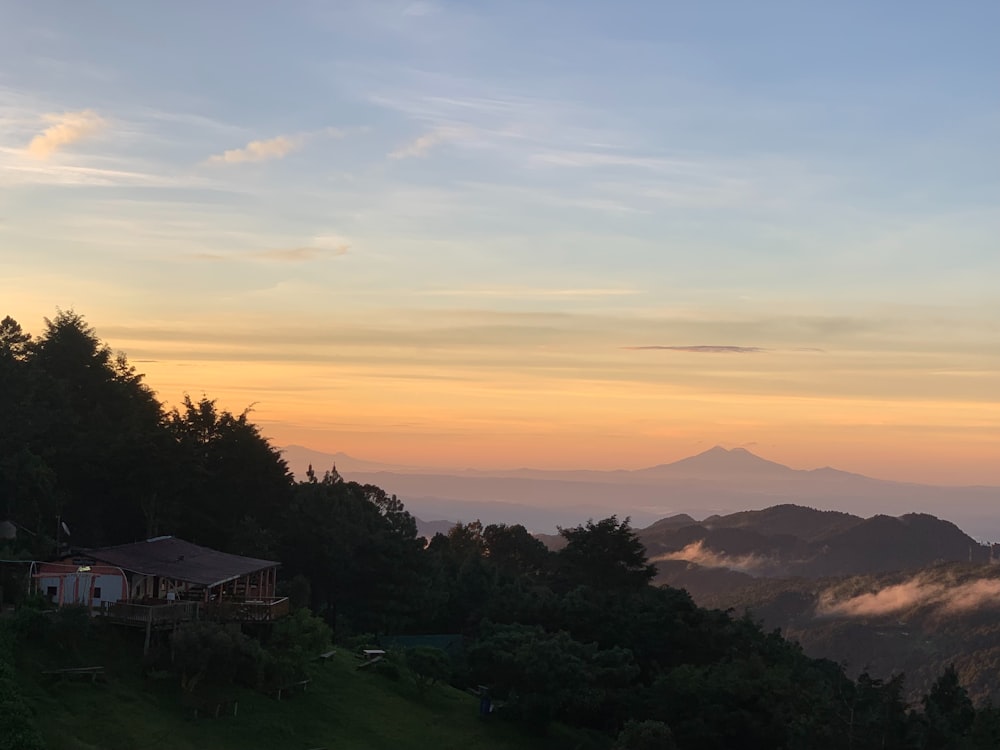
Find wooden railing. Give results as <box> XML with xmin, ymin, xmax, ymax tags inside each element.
<box><xmin>100</xmin><ymin>600</ymin><xmax>200</xmax><ymax>627</ymax></box>
<box><xmin>99</xmin><ymin>596</ymin><xmax>290</xmax><ymax>626</ymax></box>
<box><xmin>202</xmin><ymin>597</ymin><xmax>290</xmax><ymax>623</ymax></box>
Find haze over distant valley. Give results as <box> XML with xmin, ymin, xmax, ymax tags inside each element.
<box><xmin>281</xmin><ymin>444</ymin><xmax>1000</xmax><ymax>540</ymax></box>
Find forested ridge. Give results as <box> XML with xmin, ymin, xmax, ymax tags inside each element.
<box><xmin>3</xmin><ymin>311</ymin><xmax>1000</xmax><ymax>749</ymax></box>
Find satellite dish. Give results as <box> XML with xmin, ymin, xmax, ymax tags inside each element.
<box><xmin>61</xmin><ymin>521</ymin><xmax>71</xmax><ymax>537</ymax></box>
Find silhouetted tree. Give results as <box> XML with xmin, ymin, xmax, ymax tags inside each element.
<box><xmin>15</xmin><ymin>310</ymin><xmax>165</xmax><ymax>544</ymax></box>
<box><xmin>920</xmin><ymin>665</ymin><xmax>975</xmax><ymax>749</ymax></box>
<box><xmin>167</xmin><ymin>395</ymin><xmax>292</xmax><ymax>551</ymax></box>
<box><xmin>556</xmin><ymin>516</ymin><xmax>656</xmax><ymax>592</ymax></box>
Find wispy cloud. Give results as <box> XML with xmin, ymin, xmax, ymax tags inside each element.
<box><xmin>817</xmin><ymin>574</ymin><xmax>1000</xmax><ymax>618</ymax></box>
<box><xmin>389</xmin><ymin>127</ymin><xmax>464</xmax><ymax>159</ymax></box>
<box><xmin>653</xmin><ymin>540</ymin><xmax>772</xmax><ymax>573</ymax></box>
<box><xmin>624</xmin><ymin>345</ymin><xmax>765</xmax><ymax>353</ymax></box>
<box><xmin>188</xmin><ymin>243</ymin><xmax>350</xmax><ymax>262</ymax></box>
<box><xmin>531</xmin><ymin>150</ymin><xmax>684</xmax><ymax>171</ymax></box>
<box><xmin>421</xmin><ymin>287</ymin><xmax>640</xmax><ymax>299</ymax></box>
<box><xmin>207</xmin><ymin>135</ymin><xmax>301</xmax><ymax>164</ymax></box>
<box><xmin>206</xmin><ymin>128</ymin><xmax>346</xmax><ymax>165</ymax></box>
<box><xmin>26</xmin><ymin>109</ymin><xmax>105</xmax><ymax>158</ymax></box>
<box><xmin>0</xmin><ymin>155</ymin><xmax>212</xmax><ymax>189</ymax></box>
<box><xmin>252</xmin><ymin>245</ymin><xmax>349</xmax><ymax>261</ymax></box>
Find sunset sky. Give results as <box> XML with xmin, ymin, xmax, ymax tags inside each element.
<box><xmin>2</xmin><ymin>2</ymin><xmax>998</xmax><ymax>484</ymax></box>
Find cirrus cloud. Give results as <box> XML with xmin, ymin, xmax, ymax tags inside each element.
<box><xmin>186</xmin><ymin>238</ymin><xmax>351</xmax><ymax>263</ymax></box>
<box><xmin>26</xmin><ymin>109</ymin><xmax>106</xmax><ymax>159</ymax></box>
<box><xmin>205</xmin><ymin>127</ymin><xmax>347</xmax><ymax>165</ymax></box>
<box><xmin>253</xmin><ymin>244</ymin><xmax>350</xmax><ymax>261</ymax></box>
<box><xmin>207</xmin><ymin>134</ymin><xmax>301</xmax><ymax>164</ymax></box>
<box><xmin>389</xmin><ymin>126</ymin><xmax>465</xmax><ymax>159</ymax></box>
<box><xmin>623</xmin><ymin>345</ymin><xmax>765</xmax><ymax>353</ymax></box>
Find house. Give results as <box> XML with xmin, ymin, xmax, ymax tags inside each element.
<box><xmin>84</xmin><ymin>536</ymin><xmax>280</xmax><ymax>604</ymax></box>
<box><xmin>33</xmin><ymin>536</ymin><xmax>289</xmax><ymax>625</ymax></box>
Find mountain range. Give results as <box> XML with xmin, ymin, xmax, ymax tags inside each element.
<box><xmin>280</xmin><ymin>444</ymin><xmax>1000</xmax><ymax>540</ymax></box>
<box><xmin>639</xmin><ymin>506</ymin><xmax>1000</xmax><ymax>706</ymax></box>
<box><xmin>622</xmin><ymin>503</ymin><xmax>1000</xmax><ymax>705</ymax></box>
<box><xmin>640</xmin><ymin>503</ymin><xmax>990</xmax><ymax>579</ymax></box>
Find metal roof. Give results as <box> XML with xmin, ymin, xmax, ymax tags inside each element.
<box><xmin>84</xmin><ymin>537</ymin><xmax>278</xmax><ymax>588</ymax></box>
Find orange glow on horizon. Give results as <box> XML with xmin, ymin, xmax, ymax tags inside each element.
<box><xmin>133</xmin><ymin>354</ymin><xmax>1000</xmax><ymax>487</ymax></box>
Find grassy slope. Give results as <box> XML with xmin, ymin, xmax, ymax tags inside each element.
<box><xmin>15</xmin><ymin>625</ymin><xmax>595</xmax><ymax>750</ymax></box>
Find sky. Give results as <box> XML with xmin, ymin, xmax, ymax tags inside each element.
<box><xmin>1</xmin><ymin>1</ymin><xmax>998</xmax><ymax>484</ymax></box>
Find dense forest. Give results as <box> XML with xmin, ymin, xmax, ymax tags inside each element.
<box><xmin>3</xmin><ymin>311</ymin><xmax>1000</xmax><ymax>749</ymax></box>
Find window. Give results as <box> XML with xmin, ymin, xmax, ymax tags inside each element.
<box><xmin>47</xmin><ymin>585</ymin><xmax>58</xmax><ymax>600</ymax></box>
<box><xmin>93</xmin><ymin>586</ymin><xmax>102</xmax><ymax>599</ymax></box>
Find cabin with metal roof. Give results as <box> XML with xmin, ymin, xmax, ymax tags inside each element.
<box><xmin>86</xmin><ymin>536</ymin><xmax>279</xmax><ymax>602</ymax></box>
<box><xmin>36</xmin><ymin>536</ymin><xmax>289</xmax><ymax>635</ymax></box>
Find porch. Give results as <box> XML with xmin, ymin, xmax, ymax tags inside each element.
<box><xmin>98</xmin><ymin>596</ymin><xmax>290</xmax><ymax>627</ymax></box>
<box><xmin>202</xmin><ymin>596</ymin><xmax>290</xmax><ymax>622</ymax></box>
<box><xmin>100</xmin><ymin>600</ymin><xmax>200</xmax><ymax>628</ymax></box>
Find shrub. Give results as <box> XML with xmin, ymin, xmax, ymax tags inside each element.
<box><xmin>263</xmin><ymin>608</ymin><xmax>332</xmax><ymax>688</ymax></box>
<box><xmin>51</xmin><ymin>604</ymin><xmax>92</xmax><ymax>652</ymax></box>
<box><xmin>405</xmin><ymin>646</ymin><xmax>452</xmax><ymax>696</ymax></box>
<box><xmin>169</xmin><ymin>621</ymin><xmax>264</xmax><ymax>693</ymax></box>
<box><xmin>269</xmin><ymin>608</ymin><xmax>332</xmax><ymax>662</ymax></box>
<box><xmin>0</xmin><ymin>623</ymin><xmax>46</xmax><ymax>750</ymax></box>
<box><xmin>373</xmin><ymin>654</ymin><xmax>401</xmax><ymax>681</ymax></box>
<box><xmin>7</xmin><ymin>604</ymin><xmax>48</xmax><ymax>643</ymax></box>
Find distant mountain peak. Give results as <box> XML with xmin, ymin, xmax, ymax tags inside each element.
<box><xmin>638</xmin><ymin>445</ymin><xmax>795</xmax><ymax>477</ymax></box>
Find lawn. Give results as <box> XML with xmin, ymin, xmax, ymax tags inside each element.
<box><xmin>14</xmin><ymin>623</ymin><xmax>601</xmax><ymax>750</ymax></box>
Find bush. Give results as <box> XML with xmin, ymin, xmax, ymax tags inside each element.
<box><xmin>0</xmin><ymin>688</ymin><xmax>46</xmax><ymax>750</ymax></box>
<box><xmin>169</xmin><ymin>621</ymin><xmax>264</xmax><ymax>693</ymax></box>
<box><xmin>0</xmin><ymin>623</ymin><xmax>46</xmax><ymax>750</ymax></box>
<box><xmin>269</xmin><ymin>608</ymin><xmax>332</xmax><ymax>661</ymax></box>
<box><xmin>51</xmin><ymin>604</ymin><xmax>92</xmax><ymax>652</ymax></box>
<box><xmin>405</xmin><ymin>646</ymin><xmax>452</xmax><ymax>695</ymax></box>
<box><xmin>6</xmin><ymin>604</ymin><xmax>49</xmax><ymax>643</ymax></box>
<box><xmin>373</xmin><ymin>654</ymin><xmax>401</xmax><ymax>681</ymax></box>
<box><xmin>263</xmin><ymin>608</ymin><xmax>332</xmax><ymax>688</ymax></box>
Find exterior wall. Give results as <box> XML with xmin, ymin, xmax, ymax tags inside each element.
<box><xmin>34</xmin><ymin>564</ymin><xmax>128</xmax><ymax>609</ymax></box>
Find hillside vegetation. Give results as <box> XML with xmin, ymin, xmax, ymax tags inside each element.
<box><xmin>2</xmin><ymin>613</ymin><xmax>572</xmax><ymax>750</ymax></box>
<box><xmin>642</xmin><ymin>505</ymin><xmax>1000</xmax><ymax>705</ymax></box>
<box><xmin>684</xmin><ymin>563</ymin><xmax>1000</xmax><ymax>706</ymax></box>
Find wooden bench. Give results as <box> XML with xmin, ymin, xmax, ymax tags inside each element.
<box><xmin>42</xmin><ymin>666</ymin><xmax>105</xmax><ymax>683</ymax></box>
<box><xmin>314</xmin><ymin>649</ymin><xmax>336</xmax><ymax>662</ymax></box>
<box><xmin>357</xmin><ymin>649</ymin><xmax>386</xmax><ymax>669</ymax></box>
<box><xmin>273</xmin><ymin>678</ymin><xmax>310</xmax><ymax>700</ymax></box>
<box><xmin>358</xmin><ymin>649</ymin><xmax>385</xmax><ymax>664</ymax></box>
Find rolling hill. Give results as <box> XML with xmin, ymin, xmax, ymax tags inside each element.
<box><xmin>640</xmin><ymin>504</ymin><xmax>989</xmax><ymax>578</ymax></box>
